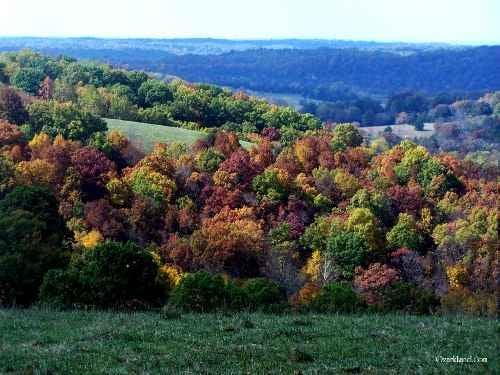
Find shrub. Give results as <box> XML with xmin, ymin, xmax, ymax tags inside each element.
<box><xmin>309</xmin><ymin>282</ymin><xmax>364</xmax><ymax>313</ymax></box>
<box><xmin>40</xmin><ymin>241</ymin><xmax>164</xmax><ymax>309</ymax></box>
<box><xmin>168</xmin><ymin>271</ymin><xmax>231</xmax><ymax>312</ymax></box>
<box><xmin>0</xmin><ymin>186</ymin><xmax>68</xmax><ymax>306</ymax></box>
<box><xmin>38</xmin><ymin>268</ymin><xmax>81</xmax><ymax>307</ymax></box>
<box><xmin>241</xmin><ymin>278</ymin><xmax>287</xmax><ymax>311</ymax></box>
<box><xmin>354</xmin><ymin>263</ymin><xmax>400</xmax><ymax>305</ymax></box>
<box><xmin>168</xmin><ymin>272</ymin><xmax>288</xmax><ymax>312</ymax></box>
<box><xmin>196</xmin><ymin>148</ymin><xmax>224</xmax><ymax>173</ymax></box>
<box><xmin>381</xmin><ymin>282</ymin><xmax>439</xmax><ymax>314</ymax></box>
<box><xmin>292</xmin><ymin>282</ymin><xmax>321</xmax><ymax>307</ymax></box>
<box><xmin>440</xmin><ymin>288</ymin><xmax>497</xmax><ymax>317</ymax></box>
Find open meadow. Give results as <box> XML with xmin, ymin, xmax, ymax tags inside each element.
<box><xmin>0</xmin><ymin>309</ymin><xmax>497</xmax><ymax>374</ymax></box>
<box><xmin>106</xmin><ymin>118</ymin><xmax>253</xmax><ymax>152</ymax></box>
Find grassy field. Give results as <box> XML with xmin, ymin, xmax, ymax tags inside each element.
<box><xmin>361</xmin><ymin>123</ymin><xmax>436</xmax><ymax>140</ymax></box>
<box><xmin>105</xmin><ymin>118</ymin><xmax>252</xmax><ymax>153</ymax></box>
<box><xmin>105</xmin><ymin>118</ymin><xmax>208</xmax><ymax>152</ymax></box>
<box><xmin>0</xmin><ymin>309</ymin><xmax>497</xmax><ymax>374</ymax></box>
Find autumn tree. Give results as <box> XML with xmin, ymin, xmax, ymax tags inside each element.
<box><xmin>0</xmin><ymin>87</ymin><xmax>29</xmax><ymax>125</ymax></box>
<box><xmin>71</xmin><ymin>147</ymin><xmax>115</xmax><ymax>198</ymax></box>
<box><xmin>38</xmin><ymin>76</ymin><xmax>54</xmax><ymax>100</ymax></box>
<box><xmin>190</xmin><ymin>207</ymin><xmax>264</xmax><ymax>277</ymax></box>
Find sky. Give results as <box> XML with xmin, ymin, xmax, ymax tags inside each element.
<box><xmin>0</xmin><ymin>0</ymin><xmax>499</xmax><ymax>44</ymax></box>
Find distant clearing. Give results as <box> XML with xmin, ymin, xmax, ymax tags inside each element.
<box><xmin>361</xmin><ymin>123</ymin><xmax>435</xmax><ymax>139</ymax></box>
<box><xmin>105</xmin><ymin>118</ymin><xmax>252</xmax><ymax>152</ymax></box>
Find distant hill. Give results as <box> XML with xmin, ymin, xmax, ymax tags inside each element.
<box><xmin>0</xmin><ymin>37</ymin><xmax>457</xmax><ymax>56</ymax></box>
<box><xmin>0</xmin><ymin>37</ymin><xmax>496</xmax><ymax>100</ymax></box>
<box><xmin>142</xmin><ymin>46</ymin><xmax>500</xmax><ymax>98</ymax></box>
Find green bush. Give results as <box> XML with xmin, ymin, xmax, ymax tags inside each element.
<box><xmin>0</xmin><ymin>186</ymin><xmax>68</xmax><ymax>306</ymax></box>
<box><xmin>309</xmin><ymin>282</ymin><xmax>364</xmax><ymax>313</ymax></box>
<box><xmin>196</xmin><ymin>148</ymin><xmax>225</xmax><ymax>173</ymax></box>
<box><xmin>169</xmin><ymin>271</ymin><xmax>232</xmax><ymax>312</ymax></box>
<box><xmin>38</xmin><ymin>268</ymin><xmax>81</xmax><ymax>307</ymax></box>
<box><xmin>241</xmin><ymin>278</ymin><xmax>287</xmax><ymax>311</ymax></box>
<box><xmin>382</xmin><ymin>282</ymin><xmax>439</xmax><ymax>314</ymax></box>
<box><xmin>40</xmin><ymin>241</ymin><xmax>164</xmax><ymax>309</ymax></box>
<box><xmin>169</xmin><ymin>272</ymin><xmax>288</xmax><ymax>312</ymax></box>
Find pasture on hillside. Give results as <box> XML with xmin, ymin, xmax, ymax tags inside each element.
<box><xmin>0</xmin><ymin>309</ymin><xmax>497</xmax><ymax>374</ymax></box>
<box><xmin>360</xmin><ymin>123</ymin><xmax>436</xmax><ymax>140</ymax></box>
<box><xmin>106</xmin><ymin>118</ymin><xmax>253</xmax><ymax>152</ymax></box>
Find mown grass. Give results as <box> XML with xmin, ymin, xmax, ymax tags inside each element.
<box><xmin>105</xmin><ymin>118</ymin><xmax>253</xmax><ymax>153</ymax></box>
<box><xmin>0</xmin><ymin>309</ymin><xmax>497</xmax><ymax>374</ymax></box>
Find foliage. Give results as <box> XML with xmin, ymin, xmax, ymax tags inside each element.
<box><xmin>0</xmin><ymin>50</ymin><xmax>497</xmax><ymax>315</ymax></box>
<box><xmin>381</xmin><ymin>282</ymin><xmax>440</xmax><ymax>314</ymax></box>
<box><xmin>168</xmin><ymin>271</ymin><xmax>232</xmax><ymax>312</ymax></box>
<box><xmin>127</xmin><ymin>167</ymin><xmax>175</xmax><ymax>205</ymax></box>
<box><xmin>386</xmin><ymin>213</ymin><xmax>424</xmax><ymax>252</ymax></box>
<box><xmin>240</xmin><ymin>278</ymin><xmax>287</xmax><ymax>311</ymax></box>
<box><xmin>138</xmin><ymin>80</ymin><xmax>173</xmax><ymax>107</ymax></box>
<box><xmin>10</xmin><ymin>67</ymin><xmax>45</xmax><ymax>94</ymax></box>
<box><xmin>308</xmin><ymin>282</ymin><xmax>363</xmax><ymax>312</ymax></box>
<box><xmin>252</xmin><ymin>169</ymin><xmax>287</xmax><ymax>203</ymax></box>
<box><xmin>40</xmin><ymin>241</ymin><xmax>164</xmax><ymax>308</ymax></box>
<box><xmin>0</xmin><ymin>87</ymin><xmax>29</xmax><ymax>125</ymax></box>
<box><xmin>0</xmin><ymin>185</ymin><xmax>67</xmax><ymax>306</ymax></box>
<box><xmin>27</xmin><ymin>101</ymin><xmax>107</xmax><ymax>142</ymax></box>
<box><xmin>331</xmin><ymin>124</ymin><xmax>363</xmax><ymax>151</ymax></box>
<box><xmin>354</xmin><ymin>263</ymin><xmax>400</xmax><ymax>305</ymax></box>
<box><xmin>195</xmin><ymin>148</ymin><xmax>224</xmax><ymax>173</ymax></box>
<box><xmin>326</xmin><ymin>231</ymin><xmax>369</xmax><ymax>279</ymax></box>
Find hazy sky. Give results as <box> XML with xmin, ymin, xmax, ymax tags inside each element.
<box><xmin>1</xmin><ymin>0</ymin><xmax>499</xmax><ymax>44</ymax></box>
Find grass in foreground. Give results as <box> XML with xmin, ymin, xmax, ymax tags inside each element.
<box><xmin>0</xmin><ymin>309</ymin><xmax>497</xmax><ymax>374</ymax></box>
<box><xmin>105</xmin><ymin>118</ymin><xmax>253</xmax><ymax>153</ymax></box>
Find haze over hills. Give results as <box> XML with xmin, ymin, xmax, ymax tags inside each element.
<box><xmin>1</xmin><ymin>37</ymin><xmax>498</xmax><ymax>102</ymax></box>
<box><xmin>0</xmin><ymin>37</ymin><xmax>465</xmax><ymax>56</ymax></box>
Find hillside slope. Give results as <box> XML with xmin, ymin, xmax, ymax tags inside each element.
<box><xmin>106</xmin><ymin>118</ymin><xmax>252</xmax><ymax>152</ymax></box>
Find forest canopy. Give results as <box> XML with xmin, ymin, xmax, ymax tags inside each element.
<box><xmin>0</xmin><ymin>50</ymin><xmax>498</xmax><ymax>317</ymax></box>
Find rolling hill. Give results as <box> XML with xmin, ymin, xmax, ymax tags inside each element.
<box><xmin>105</xmin><ymin>118</ymin><xmax>252</xmax><ymax>152</ymax></box>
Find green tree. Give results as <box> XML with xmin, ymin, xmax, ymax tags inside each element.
<box><xmin>138</xmin><ymin>80</ymin><xmax>173</xmax><ymax>107</ymax></box>
<box><xmin>0</xmin><ymin>62</ymin><xmax>8</xmax><ymax>83</ymax></box>
<box><xmin>196</xmin><ymin>148</ymin><xmax>225</xmax><ymax>173</ymax></box>
<box><xmin>137</xmin><ymin>104</ymin><xmax>173</xmax><ymax>125</ymax></box>
<box><xmin>386</xmin><ymin>213</ymin><xmax>424</xmax><ymax>251</ymax></box>
<box><xmin>331</xmin><ymin>123</ymin><xmax>363</xmax><ymax>151</ymax></box>
<box><xmin>0</xmin><ymin>186</ymin><xmax>68</xmax><ymax>306</ymax></box>
<box><xmin>252</xmin><ymin>169</ymin><xmax>287</xmax><ymax>203</ymax></box>
<box><xmin>10</xmin><ymin>68</ymin><xmax>45</xmax><ymax>95</ymax></box>
<box><xmin>326</xmin><ymin>231</ymin><xmax>369</xmax><ymax>279</ymax></box>
<box><xmin>40</xmin><ymin>241</ymin><xmax>164</xmax><ymax>308</ymax></box>
<box><xmin>27</xmin><ymin>100</ymin><xmax>106</xmax><ymax>142</ymax></box>
<box><xmin>309</xmin><ymin>282</ymin><xmax>363</xmax><ymax>312</ymax></box>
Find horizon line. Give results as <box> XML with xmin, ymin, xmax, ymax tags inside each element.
<box><xmin>1</xmin><ymin>35</ymin><xmax>499</xmax><ymax>47</ymax></box>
